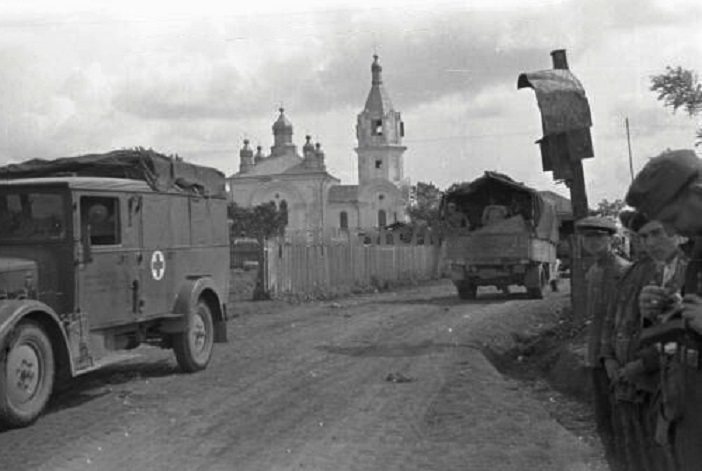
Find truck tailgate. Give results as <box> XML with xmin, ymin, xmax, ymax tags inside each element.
<box><xmin>445</xmin><ymin>234</ymin><xmax>529</xmax><ymax>262</ymax></box>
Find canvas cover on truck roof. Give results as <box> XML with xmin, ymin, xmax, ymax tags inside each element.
<box><xmin>441</xmin><ymin>171</ymin><xmax>558</xmax><ymax>243</ymax></box>
<box><xmin>0</xmin><ymin>148</ymin><xmax>226</xmax><ymax>198</ymax></box>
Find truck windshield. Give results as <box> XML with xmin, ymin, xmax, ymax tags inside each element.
<box><xmin>0</xmin><ymin>190</ymin><xmax>67</xmax><ymax>241</ymax></box>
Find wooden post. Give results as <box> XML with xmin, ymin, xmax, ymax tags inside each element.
<box><xmin>551</xmin><ymin>49</ymin><xmax>589</xmax><ymax>324</ymax></box>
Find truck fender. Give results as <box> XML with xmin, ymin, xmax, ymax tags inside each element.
<box><xmin>169</xmin><ymin>277</ymin><xmax>227</xmax><ymax>343</ymax></box>
<box><xmin>0</xmin><ymin>299</ymin><xmax>75</xmax><ymax>378</ymax></box>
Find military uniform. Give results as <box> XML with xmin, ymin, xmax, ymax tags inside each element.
<box><xmin>577</xmin><ymin>216</ymin><xmax>631</xmax><ymax>469</ymax></box>
<box><xmin>600</xmin><ymin>248</ymin><xmax>684</xmax><ymax>471</ymax></box>
<box><xmin>626</xmin><ymin>149</ymin><xmax>702</xmax><ymax>471</ymax></box>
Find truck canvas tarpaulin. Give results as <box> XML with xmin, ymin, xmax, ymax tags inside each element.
<box><xmin>441</xmin><ymin>171</ymin><xmax>558</xmax><ymax>243</ymax></box>
<box><xmin>0</xmin><ymin>148</ymin><xmax>226</xmax><ymax>198</ymax></box>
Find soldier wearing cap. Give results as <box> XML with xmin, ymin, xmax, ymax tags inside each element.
<box><xmin>600</xmin><ymin>209</ymin><xmax>684</xmax><ymax>471</ymax></box>
<box><xmin>576</xmin><ymin>215</ymin><xmax>631</xmax><ymax>469</ymax></box>
<box><xmin>626</xmin><ymin>149</ymin><xmax>702</xmax><ymax>471</ymax></box>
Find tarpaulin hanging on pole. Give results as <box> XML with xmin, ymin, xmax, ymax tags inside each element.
<box><xmin>518</xmin><ymin>60</ymin><xmax>594</xmax><ymax>178</ymax></box>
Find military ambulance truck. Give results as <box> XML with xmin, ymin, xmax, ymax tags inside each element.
<box><xmin>440</xmin><ymin>171</ymin><xmax>559</xmax><ymax>300</ymax></box>
<box><xmin>0</xmin><ymin>150</ymin><xmax>230</xmax><ymax>427</ymax></box>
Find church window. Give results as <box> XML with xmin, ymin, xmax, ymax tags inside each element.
<box><xmin>375</xmin><ymin>160</ymin><xmax>382</xmax><ymax>169</ymax></box>
<box><xmin>400</xmin><ymin>121</ymin><xmax>404</xmax><ymax>137</ymax></box>
<box><xmin>339</xmin><ymin>211</ymin><xmax>348</xmax><ymax>229</ymax></box>
<box><xmin>378</xmin><ymin>210</ymin><xmax>387</xmax><ymax>227</ymax></box>
<box><xmin>372</xmin><ymin>119</ymin><xmax>383</xmax><ymax>136</ymax></box>
<box><xmin>378</xmin><ymin>194</ymin><xmax>385</xmax><ymax>201</ymax></box>
<box><xmin>279</xmin><ymin>200</ymin><xmax>288</xmax><ymax>226</ymax></box>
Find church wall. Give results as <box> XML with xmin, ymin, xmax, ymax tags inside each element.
<box><xmin>327</xmin><ymin>203</ymin><xmax>360</xmax><ymax>229</ymax></box>
<box><xmin>357</xmin><ymin>180</ymin><xmax>406</xmax><ymax>227</ymax></box>
<box><xmin>229</xmin><ymin>180</ymin><xmax>259</xmax><ymax>207</ymax></box>
<box><xmin>356</xmin><ymin>146</ymin><xmax>407</xmax><ymax>186</ymax></box>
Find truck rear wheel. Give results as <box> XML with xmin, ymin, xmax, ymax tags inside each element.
<box><xmin>455</xmin><ymin>280</ymin><xmax>477</xmax><ymax>300</ymax></box>
<box><xmin>527</xmin><ymin>269</ymin><xmax>547</xmax><ymax>299</ymax></box>
<box><xmin>173</xmin><ymin>299</ymin><xmax>214</xmax><ymax>372</ymax></box>
<box><xmin>0</xmin><ymin>321</ymin><xmax>55</xmax><ymax>427</ymax></box>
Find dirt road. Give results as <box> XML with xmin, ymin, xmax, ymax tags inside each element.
<box><xmin>0</xmin><ymin>280</ymin><xmax>607</xmax><ymax>471</ymax></box>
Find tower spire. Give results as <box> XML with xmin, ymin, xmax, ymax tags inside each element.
<box><xmin>371</xmin><ymin>54</ymin><xmax>382</xmax><ymax>85</ymax></box>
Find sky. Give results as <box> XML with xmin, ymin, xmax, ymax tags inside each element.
<box><xmin>0</xmin><ymin>0</ymin><xmax>701</xmax><ymax>206</ymax></box>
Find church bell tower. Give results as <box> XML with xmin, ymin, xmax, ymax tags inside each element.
<box><xmin>355</xmin><ymin>55</ymin><xmax>407</xmax><ymax>187</ymax></box>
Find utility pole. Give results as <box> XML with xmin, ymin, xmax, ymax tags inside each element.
<box><xmin>626</xmin><ymin>117</ymin><xmax>634</xmax><ymax>181</ymax></box>
<box><xmin>518</xmin><ymin>49</ymin><xmax>592</xmax><ymax>324</ymax></box>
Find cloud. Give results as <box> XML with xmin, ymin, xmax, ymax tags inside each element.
<box><xmin>0</xmin><ymin>0</ymin><xmax>701</xmax><ymax>205</ymax></box>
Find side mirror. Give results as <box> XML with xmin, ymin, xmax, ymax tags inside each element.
<box><xmin>82</xmin><ymin>224</ymin><xmax>93</xmax><ymax>263</ymax></box>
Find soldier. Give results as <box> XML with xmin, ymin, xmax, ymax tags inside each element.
<box><xmin>576</xmin><ymin>215</ymin><xmax>631</xmax><ymax>468</ymax></box>
<box><xmin>601</xmin><ymin>210</ymin><xmax>683</xmax><ymax>471</ymax></box>
<box><xmin>626</xmin><ymin>148</ymin><xmax>702</xmax><ymax>471</ymax></box>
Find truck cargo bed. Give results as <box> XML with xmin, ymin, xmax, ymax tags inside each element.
<box><xmin>445</xmin><ymin>233</ymin><xmax>555</xmax><ymax>264</ymax></box>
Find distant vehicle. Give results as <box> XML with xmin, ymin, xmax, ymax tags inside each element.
<box><xmin>0</xmin><ymin>150</ymin><xmax>230</xmax><ymax>427</ymax></box>
<box><xmin>440</xmin><ymin>171</ymin><xmax>559</xmax><ymax>300</ymax></box>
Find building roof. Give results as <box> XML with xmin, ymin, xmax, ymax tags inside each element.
<box><xmin>364</xmin><ymin>55</ymin><xmax>394</xmax><ymax>115</ymax></box>
<box><xmin>281</xmin><ymin>162</ymin><xmax>339</xmax><ymax>180</ymax></box>
<box><xmin>328</xmin><ymin>185</ymin><xmax>359</xmax><ymax>203</ymax></box>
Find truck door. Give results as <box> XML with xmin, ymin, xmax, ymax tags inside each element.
<box><xmin>77</xmin><ymin>194</ymin><xmax>141</xmax><ymax>329</ymax></box>
<box><xmin>137</xmin><ymin>194</ymin><xmax>177</xmax><ymax>317</ymax></box>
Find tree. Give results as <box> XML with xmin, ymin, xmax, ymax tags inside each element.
<box><xmin>650</xmin><ymin>66</ymin><xmax>702</xmax><ymax>144</ymax></box>
<box><xmin>406</xmin><ymin>181</ymin><xmax>442</xmax><ymax>227</ymax></box>
<box><xmin>228</xmin><ymin>201</ymin><xmax>287</xmax><ymax>300</ymax></box>
<box><xmin>591</xmin><ymin>198</ymin><xmax>625</xmax><ymax>220</ymax></box>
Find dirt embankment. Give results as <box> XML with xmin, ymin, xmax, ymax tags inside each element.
<box><xmin>482</xmin><ymin>284</ymin><xmax>602</xmax><ymax>455</ymax></box>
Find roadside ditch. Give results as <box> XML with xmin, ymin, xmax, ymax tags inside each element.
<box><xmin>482</xmin><ymin>303</ymin><xmax>606</xmax><ymax>458</ymax></box>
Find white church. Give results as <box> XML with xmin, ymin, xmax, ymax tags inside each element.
<box><xmin>227</xmin><ymin>55</ymin><xmax>411</xmax><ymax>232</ymax></box>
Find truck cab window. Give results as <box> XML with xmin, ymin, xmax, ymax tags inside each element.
<box><xmin>81</xmin><ymin>196</ymin><xmax>120</xmax><ymax>245</ymax></box>
<box><xmin>0</xmin><ymin>191</ymin><xmax>65</xmax><ymax>240</ymax></box>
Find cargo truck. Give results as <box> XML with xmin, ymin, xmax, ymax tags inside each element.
<box><xmin>440</xmin><ymin>171</ymin><xmax>559</xmax><ymax>300</ymax></box>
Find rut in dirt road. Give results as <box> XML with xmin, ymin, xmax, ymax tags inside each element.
<box><xmin>0</xmin><ymin>281</ymin><xmax>606</xmax><ymax>471</ymax></box>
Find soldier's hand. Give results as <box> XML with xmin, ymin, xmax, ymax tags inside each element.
<box><xmin>618</xmin><ymin>359</ymin><xmax>645</xmax><ymax>383</ymax></box>
<box><xmin>639</xmin><ymin>285</ymin><xmax>669</xmax><ymax>319</ymax></box>
<box><xmin>603</xmin><ymin>359</ymin><xmax>619</xmax><ymax>381</ymax></box>
<box><xmin>682</xmin><ymin>294</ymin><xmax>702</xmax><ymax>335</ymax></box>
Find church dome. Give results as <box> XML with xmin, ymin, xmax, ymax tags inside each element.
<box><xmin>239</xmin><ymin>139</ymin><xmax>253</xmax><ymax>158</ymax></box>
<box><xmin>302</xmin><ymin>135</ymin><xmax>315</xmax><ymax>154</ymax></box>
<box><xmin>272</xmin><ymin>107</ymin><xmax>293</xmax><ymax>135</ymax></box>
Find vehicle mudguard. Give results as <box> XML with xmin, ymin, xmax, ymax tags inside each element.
<box><xmin>171</xmin><ymin>277</ymin><xmax>227</xmax><ymax>343</ymax></box>
<box><xmin>0</xmin><ymin>299</ymin><xmax>75</xmax><ymax>375</ymax></box>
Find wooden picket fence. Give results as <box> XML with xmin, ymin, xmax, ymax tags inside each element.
<box><xmin>264</xmin><ymin>228</ymin><xmax>443</xmax><ymax>297</ymax></box>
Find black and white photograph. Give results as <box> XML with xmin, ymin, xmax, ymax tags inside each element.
<box><xmin>1</xmin><ymin>1</ymin><xmax>701</xmax><ymax>470</ymax></box>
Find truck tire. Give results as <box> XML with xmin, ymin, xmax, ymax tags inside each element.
<box><xmin>173</xmin><ymin>299</ymin><xmax>214</xmax><ymax>372</ymax></box>
<box><xmin>455</xmin><ymin>281</ymin><xmax>477</xmax><ymax>300</ymax></box>
<box><xmin>527</xmin><ymin>269</ymin><xmax>547</xmax><ymax>299</ymax></box>
<box><xmin>0</xmin><ymin>321</ymin><xmax>55</xmax><ymax>427</ymax></box>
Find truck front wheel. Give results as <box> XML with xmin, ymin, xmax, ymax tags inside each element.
<box><xmin>173</xmin><ymin>299</ymin><xmax>214</xmax><ymax>372</ymax></box>
<box><xmin>0</xmin><ymin>321</ymin><xmax>55</xmax><ymax>427</ymax></box>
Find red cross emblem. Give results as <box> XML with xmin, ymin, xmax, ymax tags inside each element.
<box><xmin>151</xmin><ymin>250</ymin><xmax>165</xmax><ymax>281</ymax></box>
